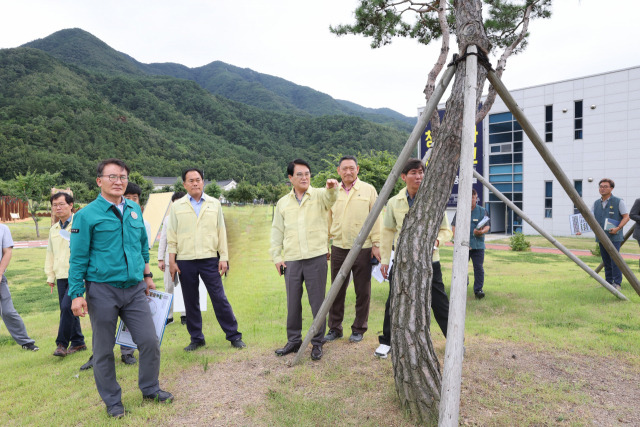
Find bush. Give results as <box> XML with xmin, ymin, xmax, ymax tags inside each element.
<box><xmin>509</xmin><ymin>232</ymin><xmax>531</xmax><ymax>251</ymax></box>
<box><xmin>204</xmin><ymin>182</ymin><xmax>222</xmax><ymax>199</ymax></box>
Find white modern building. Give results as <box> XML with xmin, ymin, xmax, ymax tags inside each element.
<box><xmin>420</xmin><ymin>66</ymin><xmax>640</xmax><ymax>237</ymax></box>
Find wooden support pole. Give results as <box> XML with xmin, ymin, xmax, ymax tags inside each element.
<box><xmin>289</xmin><ymin>64</ymin><xmax>458</xmax><ymax>366</ymax></box>
<box><xmin>595</xmin><ymin>225</ymin><xmax>636</xmax><ymax>273</ymax></box>
<box><xmin>474</xmin><ymin>170</ymin><xmax>628</xmax><ymax>301</ymax></box>
<box><xmin>438</xmin><ymin>46</ymin><xmax>477</xmax><ymax>427</ymax></box>
<box><xmin>485</xmin><ymin>69</ymin><xmax>640</xmax><ymax>297</ymax></box>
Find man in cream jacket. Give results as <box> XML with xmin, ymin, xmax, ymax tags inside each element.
<box><xmin>167</xmin><ymin>168</ymin><xmax>245</xmax><ymax>352</ymax></box>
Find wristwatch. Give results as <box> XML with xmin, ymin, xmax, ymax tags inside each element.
<box><xmin>144</xmin><ymin>272</ymin><xmax>153</xmax><ymax>278</ymax></box>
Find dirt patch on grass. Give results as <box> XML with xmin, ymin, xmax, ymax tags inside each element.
<box><xmin>161</xmin><ymin>338</ymin><xmax>640</xmax><ymax>426</ymax></box>
<box><xmin>459</xmin><ymin>337</ymin><xmax>640</xmax><ymax>425</ymax></box>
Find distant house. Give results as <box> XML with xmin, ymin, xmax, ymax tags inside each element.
<box><xmin>144</xmin><ymin>176</ymin><xmax>237</xmax><ymax>192</ymax></box>
<box><xmin>216</xmin><ymin>179</ymin><xmax>237</xmax><ymax>192</ymax></box>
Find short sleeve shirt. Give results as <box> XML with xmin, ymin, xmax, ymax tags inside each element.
<box><xmin>0</xmin><ymin>224</ymin><xmax>14</xmax><ymax>263</ymax></box>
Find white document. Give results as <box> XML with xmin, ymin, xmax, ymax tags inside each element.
<box><xmin>372</xmin><ymin>250</ymin><xmax>394</xmax><ymax>283</ymax></box>
<box><xmin>476</xmin><ymin>215</ymin><xmax>490</xmax><ymax>229</ymax></box>
<box><xmin>59</xmin><ymin>229</ymin><xmax>71</xmax><ymax>242</ymax></box>
<box><xmin>569</xmin><ymin>213</ymin><xmax>592</xmax><ymax>235</ymax></box>
<box><xmin>172</xmin><ymin>276</ymin><xmax>208</xmax><ymax>314</ymax></box>
<box><xmin>116</xmin><ymin>289</ymin><xmax>172</xmax><ymax>349</ymax></box>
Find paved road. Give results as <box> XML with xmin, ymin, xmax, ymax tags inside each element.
<box><xmin>441</xmin><ymin>240</ymin><xmax>640</xmax><ymax>260</ymax></box>
<box><xmin>14</xmin><ymin>240</ymin><xmax>48</xmax><ymax>249</ymax></box>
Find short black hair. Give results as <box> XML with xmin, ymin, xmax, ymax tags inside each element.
<box><xmin>50</xmin><ymin>192</ymin><xmax>74</xmax><ymax>205</ymax></box>
<box><xmin>401</xmin><ymin>158</ymin><xmax>425</xmax><ymax>175</ymax></box>
<box><xmin>124</xmin><ymin>182</ymin><xmax>141</xmax><ymax>196</ymax></box>
<box><xmin>472</xmin><ymin>188</ymin><xmax>478</xmax><ymax>196</ymax></box>
<box><xmin>97</xmin><ymin>158</ymin><xmax>130</xmax><ymax>176</ymax></box>
<box><xmin>171</xmin><ymin>191</ymin><xmax>186</xmax><ymax>202</ymax></box>
<box><xmin>182</xmin><ymin>168</ymin><xmax>204</xmax><ymax>181</ymax></box>
<box><xmin>338</xmin><ymin>155</ymin><xmax>358</xmax><ymax>167</ymax></box>
<box><xmin>599</xmin><ymin>178</ymin><xmax>615</xmax><ymax>189</ymax></box>
<box><xmin>287</xmin><ymin>159</ymin><xmax>311</xmax><ymax>176</ymax></box>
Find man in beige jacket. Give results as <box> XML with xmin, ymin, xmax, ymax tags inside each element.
<box><xmin>270</xmin><ymin>159</ymin><xmax>338</xmax><ymax>361</ymax></box>
<box><xmin>46</xmin><ymin>192</ymin><xmax>86</xmax><ymax>357</ymax></box>
<box><xmin>167</xmin><ymin>168</ymin><xmax>245</xmax><ymax>352</ymax></box>
<box><xmin>325</xmin><ymin>156</ymin><xmax>381</xmax><ymax>344</ymax></box>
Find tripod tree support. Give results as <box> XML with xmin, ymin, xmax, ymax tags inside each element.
<box><xmin>474</xmin><ymin>170</ymin><xmax>627</xmax><ymax>301</ymax></box>
<box><xmin>485</xmin><ymin>69</ymin><xmax>640</xmax><ymax>297</ymax></box>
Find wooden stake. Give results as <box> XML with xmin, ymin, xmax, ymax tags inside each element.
<box><xmin>438</xmin><ymin>46</ymin><xmax>477</xmax><ymax>427</ymax></box>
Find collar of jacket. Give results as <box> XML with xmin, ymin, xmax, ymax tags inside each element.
<box><xmin>188</xmin><ymin>193</ymin><xmax>207</xmax><ymax>203</ymax></box>
<box><xmin>288</xmin><ymin>187</ymin><xmax>314</xmax><ymax>201</ymax></box>
<box><xmin>177</xmin><ymin>193</ymin><xmax>214</xmax><ymax>216</ymax></box>
<box><xmin>398</xmin><ymin>187</ymin><xmax>410</xmax><ymax>206</ymax></box>
<box><xmin>340</xmin><ymin>178</ymin><xmax>360</xmax><ymax>192</ymax></box>
<box><xmin>96</xmin><ymin>194</ymin><xmax>134</xmax><ymax>213</ymax></box>
<box><xmin>56</xmin><ymin>213</ymin><xmax>74</xmax><ymax>230</ymax></box>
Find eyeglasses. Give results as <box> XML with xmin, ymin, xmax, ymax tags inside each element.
<box><xmin>100</xmin><ymin>175</ymin><xmax>129</xmax><ymax>183</ymax></box>
<box><xmin>295</xmin><ymin>172</ymin><xmax>311</xmax><ymax>178</ymax></box>
<box><xmin>599</xmin><ymin>185</ymin><xmax>611</xmax><ymax>189</ymax></box>
<box><xmin>52</xmin><ymin>203</ymin><xmax>69</xmax><ymax>208</ymax></box>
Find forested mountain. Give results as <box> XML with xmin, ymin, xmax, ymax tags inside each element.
<box><xmin>23</xmin><ymin>29</ymin><xmax>416</xmax><ymax>131</ymax></box>
<box><xmin>0</xmin><ymin>47</ymin><xmax>408</xmax><ymax>185</ymax></box>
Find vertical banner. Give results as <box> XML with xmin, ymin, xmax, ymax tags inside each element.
<box><xmin>419</xmin><ymin>109</ymin><xmax>484</xmax><ymax>207</ymax></box>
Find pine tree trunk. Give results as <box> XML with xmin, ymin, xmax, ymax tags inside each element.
<box><xmin>390</xmin><ymin>0</ymin><xmax>490</xmax><ymax>423</ymax></box>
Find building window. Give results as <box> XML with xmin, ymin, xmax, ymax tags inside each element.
<box><xmin>488</xmin><ymin>112</ymin><xmax>524</xmax><ymax>234</ymax></box>
<box><xmin>573</xmin><ymin>180</ymin><xmax>583</xmax><ymax>214</ymax></box>
<box><xmin>545</xmin><ymin>105</ymin><xmax>553</xmax><ymax>142</ymax></box>
<box><xmin>545</xmin><ymin>181</ymin><xmax>553</xmax><ymax>218</ymax></box>
<box><xmin>574</xmin><ymin>100</ymin><xmax>583</xmax><ymax>140</ymax></box>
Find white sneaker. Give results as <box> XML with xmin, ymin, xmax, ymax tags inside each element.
<box><xmin>374</xmin><ymin>344</ymin><xmax>391</xmax><ymax>358</ymax></box>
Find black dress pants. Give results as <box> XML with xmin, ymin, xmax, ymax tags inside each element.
<box><xmin>378</xmin><ymin>261</ymin><xmax>449</xmax><ymax>345</ymax></box>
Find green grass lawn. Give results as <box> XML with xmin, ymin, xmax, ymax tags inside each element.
<box><xmin>2</xmin><ymin>217</ymin><xmax>51</xmax><ymax>241</ymax></box>
<box><xmin>1</xmin><ymin>205</ymin><xmax>639</xmax><ymax>425</ymax></box>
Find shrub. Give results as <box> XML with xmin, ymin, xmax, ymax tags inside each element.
<box><xmin>509</xmin><ymin>232</ymin><xmax>531</xmax><ymax>251</ymax></box>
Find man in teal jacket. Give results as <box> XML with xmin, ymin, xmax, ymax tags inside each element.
<box><xmin>69</xmin><ymin>159</ymin><xmax>172</xmax><ymax>418</ymax></box>
<box><xmin>451</xmin><ymin>188</ymin><xmax>491</xmax><ymax>299</ymax></box>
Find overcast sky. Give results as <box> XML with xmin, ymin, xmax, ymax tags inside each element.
<box><xmin>2</xmin><ymin>1</ymin><xmax>639</xmax><ymax>117</ymax></box>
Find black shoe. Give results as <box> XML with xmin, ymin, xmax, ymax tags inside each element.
<box><xmin>165</xmin><ymin>317</ymin><xmax>174</xmax><ymax>325</ymax></box>
<box><xmin>311</xmin><ymin>344</ymin><xmax>323</xmax><ymax>361</ymax></box>
<box><xmin>121</xmin><ymin>354</ymin><xmax>137</xmax><ymax>365</ymax></box>
<box><xmin>22</xmin><ymin>342</ymin><xmax>39</xmax><ymax>351</ymax></box>
<box><xmin>143</xmin><ymin>389</ymin><xmax>174</xmax><ymax>403</ymax></box>
<box><xmin>475</xmin><ymin>290</ymin><xmax>485</xmax><ymax>300</ymax></box>
<box><xmin>106</xmin><ymin>402</ymin><xmax>126</xmax><ymax>418</ymax></box>
<box><xmin>184</xmin><ymin>341</ymin><xmax>206</xmax><ymax>352</ymax></box>
<box><xmin>180</xmin><ymin>315</ymin><xmax>187</xmax><ymax>325</ymax></box>
<box><xmin>275</xmin><ymin>342</ymin><xmax>301</xmax><ymax>356</ymax></box>
<box><xmin>231</xmin><ymin>338</ymin><xmax>246</xmax><ymax>349</ymax></box>
<box><xmin>349</xmin><ymin>333</ymin><xmax>364</xmax><ymax>343</ymax></box>
<box><xmin>80</xmin><ymin>355</ymin><xmax>94</xmax><ymax>371</ymax></box>
<box><xmin>324</xmin><ymin>330</ymin><xmax>343</xmax><ymax>342</ymax></box>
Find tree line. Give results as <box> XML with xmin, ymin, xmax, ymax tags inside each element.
<box><xmin>0</xmin><ymin>48</ymin><xmax>409</xmax><ymax>190</ymax></box>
